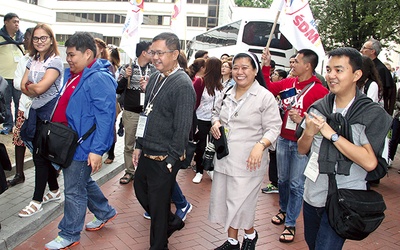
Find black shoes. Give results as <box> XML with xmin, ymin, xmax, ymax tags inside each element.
<box><xmin>215</xmin><ymin>240</ymin><xmax>240</xmax><ymax>250</ymax></box>
<box><xmin>241</xmin><ymin>231</ymin><xmax>258</xmax><ymax>250</ymax></box>
<box><xmin>7</xmin><ymin>173</ymin><xmax>25</xmax><ymax>187</ymax></box>
<box><xmin>167</xmin><ymin>216</ymin><xmax>185</xmax><ymax>238</ymax></box>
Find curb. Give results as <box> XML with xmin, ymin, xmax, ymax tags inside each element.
<box><xmin>0</xmin><ymin>160</ymin><xmax>125</xmax><ymax>250</ymax></box>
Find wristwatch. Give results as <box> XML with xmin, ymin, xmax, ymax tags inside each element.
<box><xmin>330</xmin><ymin>133</ymin><xmax>340</xmax><ymax>143</ymax></box>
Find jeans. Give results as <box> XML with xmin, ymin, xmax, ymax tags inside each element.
<box><xmin>58</xmin><ymin>160</ymin><xmax>116</xmax><ymax>242</ymax></box>
<box><xmin>3</xmin><ymin>79</ymin><xmax>21</xmax><ymax>128</ymax></box>
<box><xmin>172</xmin><ymin>181</ymin><xmax>187</xmax><ymax>210</ymax></box>
<box><xmin>276</xmin><ymin>136</ymin><xmax>308</xmax><ymax>227</ymax></box>
<box><xmin>303</xmin><ymin>201</ymin><xmax>345</xmax><ymax>250</ymax></box>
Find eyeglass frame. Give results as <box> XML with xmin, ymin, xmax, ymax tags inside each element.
<box><xmin>147</xmin><ymin>50</ymin><xmax>175</xmax><ymax>57</ymax></box>
<box><xmin>361</xmin><ymin>46</ymin><xmax>374</xmax><ymax>51</ymax></box>
<box><xmin>32</xmin><ymin>36</ymin><xmax>51</xmax><ymax>43</ymax></box>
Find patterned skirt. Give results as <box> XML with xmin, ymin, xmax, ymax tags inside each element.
<box><xmin>12</xmin><ymin>110</ymin><xmax>26</xmax><ymax>147</ymax></box>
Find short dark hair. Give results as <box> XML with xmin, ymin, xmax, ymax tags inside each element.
<box><xmin>65</xmin><ymin>32</ymin><xmax>97</xmax><ymax>58</ymax></box>
<box><xmin>275</xmin><ymin>69</ymin><xmax>288</xmax><ymax>79</ymax></box>
<box><xmin>136</xmin><ymin>41</ymin><xmax>152</xmax><ymax>58</ymax></box>
<box><xmin>4</xmin><ymin>13</ymin><xmax>19</xmax><ymax>22</ymax></box>
<box><xmin>327</xmin><ymin>47</ymin><xmax>362</xmax><ymax>72</ymax></box>
<box><xmin>152</xmin><ymin>32</ymin><xmax>180</xmax><ymax>51</ymax></box>
<box><xmin>195</xmin><ymin>50</ymin><xmax>208</xmax><ymax>59</ymax></box>
<box><xmin>297</xmin><ymin>49</ymin><xmax>319</xmax><ymax>70</ymax></box>
<box><xmin>270</xmin><ymin>60</ymin><xmax>276</xmax><ymax>69</ymax></box>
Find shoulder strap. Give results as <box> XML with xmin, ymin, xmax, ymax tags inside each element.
<box><xmin>77</xmin><ymin>124</ymin><xmax>96</xmax><ymax>144</ymax></box>
<box><xmin>363</xmin><ymin>79</ymin><xmax>373</xmax><ymax>94</ymax></box>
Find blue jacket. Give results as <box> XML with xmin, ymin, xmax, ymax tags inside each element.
<box><xmin>64</xmin><ymin>59</ymin><xmax>117</xmax><ymax>161</ymax></box>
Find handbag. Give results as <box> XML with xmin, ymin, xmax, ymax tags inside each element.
<box><xmin>37</xmin><ymin>121</ymin><xmax>96</xmax><ymax>168</ymax></box>
<box><xmin>325</xmin><ymin>173</ymin><xmax>386</xmax><ymax>240</ymax></box>
<box><xmin>0</xmin><ymin>143</ymin><xmax>12</xmax><ymax>171</ymax></box>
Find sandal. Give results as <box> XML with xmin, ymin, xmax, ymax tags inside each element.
<box><xmin>42</xmin><ymin>190</ymin><xmax>61</xmax><ymax>204</ymax></box>
<box><xmin>119</xmin><ymin>172</ymin><xmax>134</xmax><ymax>184</ymax></box>
<box><xmin>279</xmin><ymin>226</ymin><xmax>295</xmax><ymax>243</ymax></box>
<box><xmin>271</xmin><ymin>209</ymin><xmax>286</xmax><ymax>225</ymax></box>
<box><xmin>18</xmin><ymin>201</ymin><xmax>43</xmax><ymax>218</ymax></box>
<box><xmin>104</xmin><ymin>158</ymin><xmax>114</xmax><ymax>164</ymax></box>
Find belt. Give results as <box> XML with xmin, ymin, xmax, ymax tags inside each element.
<box><xmin>144</xmin><ymin>154</ymin><xmax>168</xmax><ymax>161</ymax></box>
<box><xmin>144</xmin><ymin>154</ymin><xmax>186</xmax><ymax>162</ymax></box>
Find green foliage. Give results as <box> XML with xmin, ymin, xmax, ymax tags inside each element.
<box><xmin>234</xmin><ymin>0</ymin><xmax>273</xmax><ymax>8</ymax></box>
<box><xmin>310</xmin><ymin>0</ymin><xmax>400</xmax><ymax>51</ymax></box>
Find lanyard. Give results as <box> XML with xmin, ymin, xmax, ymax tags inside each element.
<box><xmin>333</xmin><ymin>96</ymin><xmax>355</xmax><ymax>117</ymax></box>
<box><xmin>227</xmin><ymin>92</ymin><xmax>250</xmax><ymax>123</ymax></box>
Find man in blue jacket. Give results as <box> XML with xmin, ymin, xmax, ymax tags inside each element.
<box><xmin>45</xmin><ymin>32</ymin><xmax>117</xmax><ymax>250</ymax></box>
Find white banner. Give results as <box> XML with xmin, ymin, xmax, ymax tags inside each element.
<box><xmin>120</xmin><ymin>0</ymin><xmax>144</xmax><ymax>60</ymax></box>
<box><xmin>170</xmin><ymin>0</ymin><xmax>186</xmax><ymax>39</ymax></box>
<box><xmin>275</xmin><ymin>0</ymin><xmax>325</xmax><ymax>61</ymax></box>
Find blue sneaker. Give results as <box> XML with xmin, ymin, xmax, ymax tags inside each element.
<box><xmin>0</xmin><ymin>127</ymin><xmax>10</xmax><ymax>135</ymax></box>
<box><xmin>45</xmin><ymin>236</ymin><xmax>79</xmax><ymax>250</ymax></box>
<box><xmin>143</xmin><ymin>211</ymin><xmax>151</xmax><ymax>220</ymax></box>
<box><xmin>175</xmin><ymin>202</ymin><xmax>193</xmax><ymax>221</ymax></box>
<box><xmin>85</xmin><ymin>213</ymin><xmax>117</xmax><ymax>231</ymax></box>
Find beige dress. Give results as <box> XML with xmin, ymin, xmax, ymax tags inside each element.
<box><xmin>208</xmin><ymin>81</ymin><xmax>282</xmax><ymax>231</ymax></box>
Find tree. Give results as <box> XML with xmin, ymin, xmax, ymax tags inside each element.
<box><xmin>234</xmin><ymin>0</ymin><xmax>273</xmax><ymax>8</ymax></box>
<box><xmin>310</xmin><ymin>0</ymin><xmax>400</xmax><ymax>52</ymax></box>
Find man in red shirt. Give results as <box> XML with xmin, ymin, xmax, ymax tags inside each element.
<box><xmin>261</xmin><ymin>49</ymin><xmax>329</xmax><ymax>243</ymax></box>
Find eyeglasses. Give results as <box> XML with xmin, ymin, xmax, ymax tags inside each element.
<box><xmin>147</xmin><ymin>50</ymin><xmax>174</xmax><ymax>57</ymax></box>
<box><xmin>273</xmin><ymin>72</ymin><xmax>280</xmax><ymax>76</ymax></box>
<box><xmin>361</xmin><ymin>46</ymin><xmax>373</xmax><ymax>51</ymax></box>
<box><xmin>32</xmin><ymin>36</ymin><xmax>50</xmax><ymax>43</ymax></box>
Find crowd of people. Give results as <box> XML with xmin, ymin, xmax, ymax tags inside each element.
<box><xmin>0</xmin><ymin>11</ymin><xmax>398</xmax><ymax>250</ymax></box>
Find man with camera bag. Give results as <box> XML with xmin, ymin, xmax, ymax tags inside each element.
<box><xmin>297</xmin><ymin>47</ymin><xmax>391</xmax><ymax>249</ymax></box>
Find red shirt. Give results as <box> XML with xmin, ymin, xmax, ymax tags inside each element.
<box><xmin>52</xmin><ymin>60</ymin><xmax>96</xmax><ymax>124</ymax></box>
<box><xmin>262</xmin><ymin>65</ymin><xmax>329</xmax><ymax>141</ymax></box>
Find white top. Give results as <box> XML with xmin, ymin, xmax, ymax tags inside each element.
<box><xmin>196</xmin><ymin>88</ymin><xmax>221</xmax><ymax>121</ymax></box>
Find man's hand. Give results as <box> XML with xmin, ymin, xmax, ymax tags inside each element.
<box><xmin>125</xmin><ymin>66</ymin><xmax>132</xmax><ymax>78</ymax></box>
<box><xmin>133</xmin><ymin>148</ymin><xmax>142</xmax><ymax>167</ymax></box>
<box><xmin>261</xmin><ymin>48</ymin><xmax>272</xmax><ymax>67</ymax></box>
<box><xmin>87</xmin><ymin>153</ymin><xmax>102</xmax><ymax>173</ymax></box>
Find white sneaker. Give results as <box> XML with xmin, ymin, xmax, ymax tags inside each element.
<box><xmin>192</xmin><ymin>173</ymin><xmax>203</xmax><ymax>183</ymax></box>
<box><xmin>207</xmin><ymin>170</ymin><xmax>214</xmax><ymax>181</ymax></box>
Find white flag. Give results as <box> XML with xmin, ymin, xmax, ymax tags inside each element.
<box><xmin>120</xmin><ymin>0</ymin><xmax>144</xmax><ymax>60</ymax></box>
<box><xmin>278</xmin><ymin>0</ymin><xmax>325</xmax><ymax>61</ymax></box>
<box><xmin>170</xmin><ymin>0</ymin><xmax>186</xmax><ymax>36</ymax></box>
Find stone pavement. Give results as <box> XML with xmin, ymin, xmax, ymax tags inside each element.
<box><xmin>9</xmin><ymin>154</ymin><xmax>400</xmax><ymax>249</ymax></box>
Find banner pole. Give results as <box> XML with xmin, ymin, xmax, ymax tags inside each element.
<box><xmin>265</xmin><ymin>10</ymin><xmax>281</xmax><ymax>49</ymax></box>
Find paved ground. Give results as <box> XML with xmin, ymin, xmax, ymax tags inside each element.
<box><xmin>9</xmin><ymin>152</ymin><xmax>400</xmax><ymax>249</ymax></box>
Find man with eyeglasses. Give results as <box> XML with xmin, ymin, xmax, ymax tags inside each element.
<box><xmin>117</xmin><ymin>41</ymin><xmax>156</xmax><ymax>185</ymax></box>
<box><xmin>133</xmin><ymin>32</ymin><xmax>196</xmax><ymax>249</ymax></box>
<box><xmin>361</xmin><ymin>38</ymin><xmax>396</xmax><ymax>116</ymax></box>
<box><xmin>0</xmin><ymin>13</ymin><xmax>24</xmax><ymax>135</ymax></box>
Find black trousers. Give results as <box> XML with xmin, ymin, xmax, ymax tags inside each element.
<box><xmin>32</xmin><ymin>122</ymin><xmax>59</xmax><ymax>202</ymax></box>
<box><xmin>194</xmin><ymin>119</ymin><xmax>212</xmax><ymax>174</ymax></box>
<box><xmin>268</xmin><ymin>150</ymin><xmax>278</xmax><ymax>187</ymax></box>
<box><xmin>134</xmin><ymin>153</ymin><xmax>181</xmax><ymax>250</ymax></box>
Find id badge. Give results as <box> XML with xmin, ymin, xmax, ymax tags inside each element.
<box><xmin>285</xmin><ymin>118</ymin><xmax>297</xmax><ymax>131</ymax></box>
<box><xmin>304</xmin><ymin>152</ymin><xmax>319</xmax><ymax>182</ymax></box>
<box><xmin>136</xmin><ymin>114</ymin><xmax>148</xmax><ymax>138</ymax></box>
<box><xmin>140</xmin><ymin>92</ymin><xmax>145</xmax><ymax>106</ymax></box>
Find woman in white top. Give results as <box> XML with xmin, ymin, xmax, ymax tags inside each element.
<box><xmin>192</xmin><ymin>57</ymin><xmax>224</xmax><ymax>183</ymax></box>
<box><xmin>357</xmin><ymin>55</ymin><xmax>383</xmax><ymax>104</ymax></box>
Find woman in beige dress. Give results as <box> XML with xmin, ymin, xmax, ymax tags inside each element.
<box><xmin>209</xmin><ymin>52</ymin><xmax>282</xmax><ymax>250</ymax></box>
